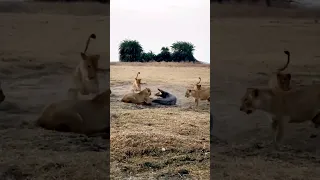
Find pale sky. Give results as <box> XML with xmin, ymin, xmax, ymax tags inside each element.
<box><xmin>110</xmin><ymin>0</ymin><xmax>210</xmax><ymax>63</ymax></box>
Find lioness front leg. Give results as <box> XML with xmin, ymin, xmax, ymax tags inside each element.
<box><xmin>194</xmin><ymin>98</ymin><xmax>199</xmax><ymax>108</ymax></box>
<box><xmin>271</xmin><ymin>118</ymin><xmax>284</xmax><ymax>150</ymax></box>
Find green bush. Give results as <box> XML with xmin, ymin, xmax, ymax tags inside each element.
<box><xmin>156</xmin><ymin>47</ymin><xmax>172</xmax><ymax>62</ymax></box>
<box><xmin>118</xmin><ymin>40</ymin><xmax>197</xmax><ymax>63</ymax></box>
<box><xmin>170</xmin><ymin>41</ymin><xmax>196</xmax><ymax>62</ymax></box>
<box><xmin>141</xmin><ymin>51</ymin><xmax>156</xmax><ymax>62</ymax></box>
<box><xmin>119</xmin><ymin>40</ymin><xmax>143</xmax><ymax>62</ymax></box>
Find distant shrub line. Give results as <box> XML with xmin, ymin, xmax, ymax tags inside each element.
<box><xmin>118</xmin><ymin>40</ymin><xmax>199</xmax><ymax>63</ymax></box>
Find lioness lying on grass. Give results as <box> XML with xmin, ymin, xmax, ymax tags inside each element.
<box><xmin>37</xmin><ymin>89</ymin><xmax>111</xmax><ymax>136</ymax></box>
<box><xmin>121</xmin><ymin>88</ymin><xmax>152</xmax><ymax>105</ymax></box>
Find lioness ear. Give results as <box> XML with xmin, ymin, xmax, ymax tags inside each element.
<box><xmin>80</xmin><ymin>52</ymin><xmax>87</xmax><ymax>60</ymax></box>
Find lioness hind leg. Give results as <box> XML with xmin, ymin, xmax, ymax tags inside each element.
<box><xmin>271</xmin><ymin>118</ymin><xmax>284</xmax><ymax>150</ymax></box>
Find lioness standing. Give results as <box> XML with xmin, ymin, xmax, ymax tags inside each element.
<box><xmin>268</xmin><ymin>50</ymin><xmax>291</xmax><ymax>92</ymax></box>
<box><xmin>122</xmin><ymin>88</ymin><xmax>152</xmax><ymax>105</ymax></box>
<box><xmin>240</xmin><ymin>86</ymin><xmax>320</xmax><ymax>150</ymax></box>
<box><xmin>185</xmin><ymin>87</ymin><xmax>210</xmax><ymax>107</ymax></box>
<box><xmin>194</xmin><ymin>77</ymin><xmax>202</xmax><ymax>90</ymax></box>
<box><xmin>68</xmin><ymin>33</ymin><xmax>101</xmax><ymax>100</ymax></box>
<box><xmin>132</xmin><ymin>72</ymin><xmax>142</xmax><ymax>92</ymax></box>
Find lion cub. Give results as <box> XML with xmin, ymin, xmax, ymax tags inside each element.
<box><xmin>268</xmin><ymin>50</ymin><xmax>291</xmax><ymax>92</ymax></box>
<box><xmin>132</xmin><ymin>72</ymin><xmax>142</xmax><ymax>92</ymax></box>
<box><xmin>121</xmin><ymin>88</ymin><xmax>152</xmax><ymax>105</ymax></box>
<box><xmin>194</xmin><ymin>77</ymin><xmax>202</xmax><ymax>90</ymax></box>
<box><xmin>240</xmin><ymin>86</ymin><xmax>320</xmax><ymax>150</ymax></box>
<box><xmin>68</xmin><ymin>33</ymin><xmax>100</xmax><ymax>100</ymax></box>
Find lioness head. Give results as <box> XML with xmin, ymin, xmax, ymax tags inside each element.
<box><xmin>80</xmin><ymin>52</ymin><xmax>100</xmax><ymax>80</ymax></box>
<box><xmin>240</xmin><ymin>88</ymin><xmax>264</xmax><ymax>114</ymax></box>
<box><xmin>134</xmin><ymin>72</ymin><xmax>142</xmax><ymax>85</ymax></box>
<box><xmin>140</xmin><ymin>88</ymin><xmax>151</xmax><ymax>96</ymax></box>
<box><xmin>277</xmin><ymin>73</ymin><xmax>291</xmax><ymax>91</ymax></box>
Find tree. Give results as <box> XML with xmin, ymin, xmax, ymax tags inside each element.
<box><xmin>119</xmin><ymin>40</ymin><xmax>143</xmax><ymax>62</ymax></box>
<box><xmin>170</xmin><ymin>41</ymin><xmax>196</xmax><ymax>62</ymax></box>
<box><xmin>156</xmin><ymin>47</ymin><xmax>172</xmax><ymax>62</ymax></box>
<box><xmin>141</xmin><ymin>51</ymin><xmax>156</xmax><ymax>62</ymax></box>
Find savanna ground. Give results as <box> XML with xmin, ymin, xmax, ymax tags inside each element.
<box><xmin>0</xmin><ymin>2</ymin><xmax>110</xmax><ymax>179</ymax></box>
<box><xmin>110</xmin><ymin>62</ymin><xmax>210</xmax><ymax>179</ymax></box>
<box><xmin>211</xmin><ymin>3</ymin><xmax>320</xmax><ymax>180</ymax></box>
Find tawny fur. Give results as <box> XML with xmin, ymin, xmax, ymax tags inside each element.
<box><xmin>0</xmin><ymin>82</ymin><xmax>5</xmax><ymax>104</ymax></box>
<box><xmin>132</xmin><ymin>72</ymin><xmax>142</xmax><ymax>92</ymax></box>
<box><xmin>121</xmin><ymin>88</ymin><xmax>152</xmax><ymax>105</ymax></box>
<box><xmin>68</xmin><ymin>33</ymin><xmax>101</xmax><ymax>100</ymax></box>
<box><xmin>185</xmin><ymin>87</ymin><xmax>210</xmax><ymax>107</ymax></box>
<box><xmin>240</xmin><ymin>86</ymin><xmax>320</xmax><ymax>150</ymax></box>
<box><xmin>36</xmin><ymin>89</ymin><xmax>111</xmax><ymax>135</ymax></box>
<box><xmin>268</xmin><ymin>50</ymin><xmax>291</xmax><ymax>92</ymax></box>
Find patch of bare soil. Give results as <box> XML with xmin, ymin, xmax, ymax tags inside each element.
<box><xmin>110</xmin><ymin>64</ymin><xmax>210</xmax><ymax>179</ymax></box>
<box><xmin>0</xmin><ymin>2</ymin><xmax>110</xmax><ymax>180</ymax></box>
<box><xmin>211</xmin><ymin>3</ymin><xmax>320</xmax><ymax>180</ymax></box>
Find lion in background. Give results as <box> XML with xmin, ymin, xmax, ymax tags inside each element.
<box><xmin>68</xmin><ymin>33</ymin><xmax>101</xmax><ymax>100</ymax></box>
<box><xmin>132</xmin><ymin>72</ymin><xmax>143</xmax><ymax>92</ymax></box>
<box><xmin>194</xmin><ymin>77</ymin><xmax>202</xmax><ymax>90</ymax></box>
<box><xmin>268</xmin><ymin>50</ymin><xmax>291</xmax><ymax>92</ymax></box>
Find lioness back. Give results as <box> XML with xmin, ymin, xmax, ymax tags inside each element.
<box><xmin>37</xmin><ymin>99</ymin><xmax>109</xmax><ymax>134</ymax></box>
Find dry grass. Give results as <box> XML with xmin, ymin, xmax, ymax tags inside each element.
<box><xmin>110</xmin><ymin>63</ymin><xmax>210</xmax><ymax>179</ymax></box>
<box><xmin>211</xmin><ymin>3</ymin><xmax>320</xmax><ymax>180</ymax></box>
<box><xmin>0</xmin><ymin>2</ymin><xmax>110</xmax><ymax>180</ymax></box>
